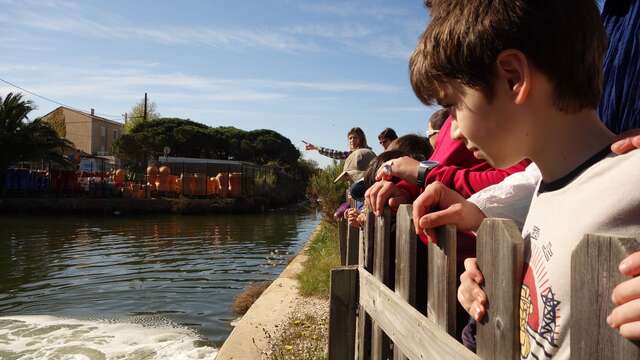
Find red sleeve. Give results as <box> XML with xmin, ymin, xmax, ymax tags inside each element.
<box><xmin>424</xmin><ymin>159</ymin><xmax>531</xmax><ymax>198</ymax></box>
<box><xmin>396</xmin><ymin>180</ymin><xmax>420</xmax><ymax>200</ymax></box>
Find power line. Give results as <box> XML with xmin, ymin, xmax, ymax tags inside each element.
<box><xmin>0</xmin><ymin>76</ymin><xmax>123</xmax><ymax>122</ymax></box>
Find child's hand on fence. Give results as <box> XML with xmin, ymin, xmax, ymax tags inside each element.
<box><xmin>458</xmin><ymin>258</ymin><xmax>487</xmax><ymax>321</ymax></box>
<box><xmin>375</xmin><ymin>156</ymin><xmax>420</xmax><ymax>183</ymax></box>
<box><xmin>611</xmin><ymin>128</ymin><xmax>640</xmax><ymax>155</ymax></box>
<box><xmin>608</xmin><ymin>251</ymin><xmax>640</xmax><ymax>339</ymax></box>
<box><xmin>412</xmin><ymin>181</ymin><xmax>487</xmax><ymax>242</ymax></box>
<box><xmin>365</xmin><ymin>180</ymin><xmax>411</xmax><ymax>216</ymax></box>
<box><xmin>346</xmin><ymin>208</ymin><xmax>360</xmax><ymax>227</ymax></box>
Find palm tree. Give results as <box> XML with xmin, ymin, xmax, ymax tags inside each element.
<box><xmin>0</xmin><ymin>92</ymin><xmax>73</xmax><ymax>187</ymax></box>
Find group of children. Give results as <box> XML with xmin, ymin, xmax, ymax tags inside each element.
<box><xmin>310</xmin><ymin>0</ymin><xmax>640</xmax><ymax>358</ymax></box>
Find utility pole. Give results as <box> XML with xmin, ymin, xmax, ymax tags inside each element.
<box><xmin>144</xmin><ymin>92</ymin><xmax>148</xmax><ymax>122</ymax></box>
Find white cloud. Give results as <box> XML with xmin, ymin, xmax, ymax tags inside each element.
<box><xmin>246</xmin><ymin>79</ymin><xmax>398</xmax><ymax>92</ymax></box>
<box><xmin>0</xmin><ymin>62</ymin><xmax>400</xmax><ymax>119</ymax></box>
<box><xmin>299</xmin><ymin>2</ymin><xmax>407</xmax><ymax>19</ymax></box>
<box><xmin>0</xmin><ymin>4</ymin><xmax>417</xmax><ymax>60</ymax></box>
<box><xmin>283</xmin><ymin>23</ymin><xmax>373</xmax><ymax>39</ymax></box>
<box><xmin>343</xmin><ymin>35</ymin><xmax>414</xmax><ymax>60</ymax></box>
<box><xmin>4</xmin><ymin>11</ymin><xmax>316</xmax><ymax>53</ymax></box>
<box><xmin>377</xmin><ymin>106</ymin><xmax>427</xmax><ymax>113</ymax></box>
<box><xmin>27</xmin><ymin>0</ymin><xmax>78</xmax><ymax>8</ymax></box>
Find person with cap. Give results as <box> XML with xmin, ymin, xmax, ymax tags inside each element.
<box><xmin>332</xmin><ymin>146</ymin><xmax>375</xmax><ymax>220</ymax></box>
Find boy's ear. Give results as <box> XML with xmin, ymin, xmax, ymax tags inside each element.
<box><xmin>496</xmin><ymin>50</ymin><xmax>530</xmax><ymax>105</ymax></box>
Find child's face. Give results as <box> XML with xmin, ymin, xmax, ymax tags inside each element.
<box><xmin>444</xmin><ymin>82</ymin><xmax>527</xmax><ymax>168</ymax></box>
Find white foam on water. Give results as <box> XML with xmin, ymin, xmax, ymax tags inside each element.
<box><xmin>0</xmin><ymin>315</ymin><xmax>218</xmax><ymax>360</ymax></box>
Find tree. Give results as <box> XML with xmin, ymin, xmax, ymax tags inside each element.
<box><xmin>112</xmin><ymin>117</ymin><xmax>315</xmax><ymax>201</ymax></box>
<box><xmin>114</xmin><ymin>119</ymin><xmax>302</xmax><ymax>167</ymax></box>
<box><xmin>0</xmin><ymin>92</ymin><xmax>72</xmax><ymax>182</ymax></box>
<box><xmin>123</xmin><ymin>97</ymin><xmax>161</xmax><ymax>133</ymax></box>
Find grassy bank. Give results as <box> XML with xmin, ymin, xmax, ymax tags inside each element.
<box><xmin>264</xmin><ymin>161</ymin><xmax>344</xmax><ymax>359</ymax></box>
<box><xmin>297</xmin><ymin>221</ymin><xmax>341</xmax><ymax>297</ymax></box>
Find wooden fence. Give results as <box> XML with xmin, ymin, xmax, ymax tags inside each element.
<box><xmin>329</xmin><ymin>204</ymin><xmax>640</xmax><ymax>360</ymax></box>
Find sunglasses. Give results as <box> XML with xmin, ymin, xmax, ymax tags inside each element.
<box><xmin>426</xmin><ymin>129</ymin><xmax>440</xmax><ymax>139</ymax></box>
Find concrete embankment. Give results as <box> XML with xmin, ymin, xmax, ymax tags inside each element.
<box><xmin>216</xmin><ymin>225</ymin><xmax>322</xmax><ymax>360</ymax></box>
<box><xmin>0</xmin><ymin>197</ymin><xmax>273</xmax><ymax>215</ymax></box>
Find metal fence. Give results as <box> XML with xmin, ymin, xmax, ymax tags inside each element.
<box><xmin>1</xmin><ymin>160</ymin><xmax>279</xmax><ymax>199</ymax></box>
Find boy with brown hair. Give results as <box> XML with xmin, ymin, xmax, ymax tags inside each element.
<box><xmin>410</xmin><ymin>0</ymin><xmax>640</xmax><ymax>358</ymax></box>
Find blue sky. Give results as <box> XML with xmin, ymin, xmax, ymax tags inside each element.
<box><xmin>0</xmin><ymin>0</ymin><xmax>436</xmax><ymax>167</ymax></box>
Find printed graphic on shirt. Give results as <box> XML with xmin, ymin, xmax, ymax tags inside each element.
<box><xmin>520</xmin><ymin>239</ymin><xmax>561</xmax><ymax>360</ymax></box>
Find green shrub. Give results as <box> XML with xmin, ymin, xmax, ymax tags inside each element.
<box><xmin>307</xmin><ymin>161</ymin><xmax>348</xmax><ymax>221</ymax></box>
<box><xmin>297</xmin><ymin>222</ymin><xmax>340</xmax><ymax>298</ymax></box>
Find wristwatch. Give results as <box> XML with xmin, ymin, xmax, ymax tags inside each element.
<box><xmin>416</xmin><ymin>160</ymin><xmax>439</xmax><ymax>188</ymax></box>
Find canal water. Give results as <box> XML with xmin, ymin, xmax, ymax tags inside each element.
<box><xmin>0</xmin><ymin>210</ymin><xmax>320</xmax><ymax>359</ymax></box>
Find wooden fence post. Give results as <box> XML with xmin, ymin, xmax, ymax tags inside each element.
<box><xmin>476</xmin><ymin>218</ymin><xmax>524</xmax><ymax>360</ymax></box>
<box><xmin>347</xmin><ymin>223</ymin><xmax>360</xmax><ymax>266</ymax></box>
<box><xmin>372</xmin><ymin>208</ymin><xmax>393</xmax><ymax>360</ymax></box>
<box><xmin>357</xmin><ymin>211</ymin><xmax>375</xmax><ymax>360</ymax></box>
<box><xmin>329</xmin><ymin>266</ymin><xmax>359</xmax><ymax>360</ymax></box>
<box><xmin>571</xmin><ymin>234</ymin><xmax>640</xmax><ymax>359</ymax></box>
<box><xmin>339</xmin><ymin>218</ymin><xmax>348</xmax><ymax>266</ymax></box>
<box><xmin>427</xmin><ymin>224</ymin><xmax>458</xmax><ymax>336</ymax></box>
<box><xmin>394</xmin><ymin>204</ymin><xmax>417</xmax><ymax>360</ymax></box>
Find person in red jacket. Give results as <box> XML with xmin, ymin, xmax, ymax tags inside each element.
<box><xmin>365</xmin><ymin>115</ymin><xmax>530</xmax><ymax>218</ymax></box>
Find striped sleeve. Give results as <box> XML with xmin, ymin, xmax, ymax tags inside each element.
<box><xmin>318</xmin><ymin>147</ymin><xmax>350</xmax><ymax>160</ymax></box>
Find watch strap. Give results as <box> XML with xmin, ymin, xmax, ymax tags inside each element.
<box><xmin>416</xmin><ymin>160</ymin><xmax>438</xmax><ymax>188</ymax></box>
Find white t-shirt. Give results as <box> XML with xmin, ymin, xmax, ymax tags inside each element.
<box><xmin>519</xmin><ymin>149</ymin><xmax>640</xmax><ymax>360</ymax></box>
<box><xmin>468</xmin><ymin>163</ymin><xmax>541</xmax><ymax>230</ymax></box>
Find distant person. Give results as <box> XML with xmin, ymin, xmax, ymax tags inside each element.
<box><xmin>346</xmin><ymin>149</ymin><xmax>408</xmax><ymax>228</ymax></box>
<box><xmin>333</xmin><ymin>146</ymin><xmax>375</xmax><ymax>220</ymax></box>
<box><xmin>387</xmin><ymin>134</ymin><xmax>432</xmax><ymax>161</ymax></box>
<box><xmin>348</xmin><ymin>143</ymin><xmax>428</xmax><ymax>228</ymax></box>
<box><xmin>377</xmin><ymin>128</ymin><xmax>398</xmax><ymax>150</ymax></box>
<box><xmin>427</xmin><ymin>109</ymin><xmax>449</xmax><ymax>149</ymax></box>
<box><xmin>304</xmin><ymin>127</ymin><xmax>370</xmax><ymax>160</ymax></box>
<box><xmin>333</xmin><ymin>147</ymin><xmax>376</xmax><ymax>184</ymax></box>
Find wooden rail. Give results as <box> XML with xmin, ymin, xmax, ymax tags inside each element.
<box><xmin>328</xmin><ymin>204</ymin><xmax>640</xmax><ymax>360</ymax></box>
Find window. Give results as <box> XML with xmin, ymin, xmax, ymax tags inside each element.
<box><xmin>100</xmin><ymin>126</ymin><xmax>106</xmax><ymax>137</ymax></box>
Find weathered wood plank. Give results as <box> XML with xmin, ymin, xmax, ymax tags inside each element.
<box><xmin>427</xmin><ymin>224</ymin><xmax>457</xmax><ymax>336</ymax></box>
<box><xmin>329</xmin><ymin>266</ymin><xmax>359</xmax><ymax>360</ymax></box>
<box><xmin>374</xmin><ymin>208</ymin><xmax>393</xmax><ymax>283</ymax></box>
<box><xmin>361</xmin><ymin>211</ymin><xmax>376</xmax><ymax>271</ymax></box>
<box><xmin>393</xmin><ymin>204</ymin><xmax>416</xmax><ymax>360</ymax></box>
<box><xmin>372</xmin><ymin>208</ymin><xmax>393</xmax><ymax>360</ymax></box>
<box><xmin>339</xmin><ymin>218</ymin><xmax>348</xmax><ymax>266</ymax></box>
<box><xmin>357</xmin><ymin>210</ymin><xmax>376</xmax><ymax>360</ymax></box>
<box><xmin>571</xmin><ymin>234</ymin><xmax>640</xmax><ymax>360</ymax></box>
<box><xmin>476</xmin><ymin>218</ymin><xmax>524</xmax><ymax>360</ymax></box>
<box><xmin>359</xmin><ymin>268</ymin><xmax>480</xmax><ymax>360</ymax></box>
<box><xmin>347</xmin><ymin>223</ymin><xmax>360</xmax><ymax>266</ymax></box>
<box><xmin>395</xmin><ymin>204</ymin><xmax>417</xmax><ymax>304</ymax></box>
